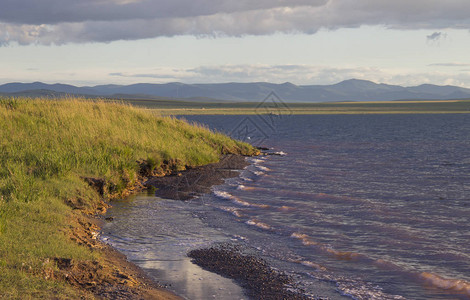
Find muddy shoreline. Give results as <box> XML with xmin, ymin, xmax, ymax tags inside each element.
<box><xmin>71</xmin><ymin>154</ymin><xmax>250</xmax><ymax>299</ymax></box>
<box><xmin>64</xmin><ymin>203</ymin><xmax>181</xmax><ymax>299</ymax></box>
<box><xmin>78</xmin><ymin>152</ymin><xmax>313</xmax><ymax>299</ymax></box>
<box><xmin>145</xmin><ymin>154</ymin><xmax>250</xmax><ymax>200</ymax></box>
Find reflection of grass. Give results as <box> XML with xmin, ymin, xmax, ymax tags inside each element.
<box><xmin>108</xmin><ymin>98</ymin><xmax>470</xmax><ymax>115</ymax></box>
<box><xmin>0</xmin><ymin>97</ymin><xmax>256</xmax><ymax>297</ymax></box>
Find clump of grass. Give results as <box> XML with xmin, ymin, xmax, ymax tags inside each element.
<box><xmin>0</xmin><ymin>97</ymin><xmax>257</xmax><ymax>297</ymax></box>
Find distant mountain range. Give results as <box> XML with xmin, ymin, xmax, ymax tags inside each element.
<box><xmin>1</xmin><ymin>79</ymin><xmax>470</xmax><ymax>102</ymax></box>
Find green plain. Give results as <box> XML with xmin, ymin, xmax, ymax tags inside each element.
<box><xmin>101</xmin><ymin>98</ymin><xmax>470</xmax><ymax>115</ymax></box>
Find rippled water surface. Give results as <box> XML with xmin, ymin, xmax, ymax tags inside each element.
<box><xmin>103</xmin><ymin>114</ymin><xmax>470</xmax><ymax>300</ymax></box>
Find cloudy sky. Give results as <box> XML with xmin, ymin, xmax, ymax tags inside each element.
<box><xmin>1</xmin><ymin>0</ymin><xmax>470</xmax><ymax>87</ymax></box>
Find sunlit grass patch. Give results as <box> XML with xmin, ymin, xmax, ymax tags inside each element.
<box><xmin>0</xmin><ymin>97</ymin><xmax>257</xmax><ymax>297</ymax></box>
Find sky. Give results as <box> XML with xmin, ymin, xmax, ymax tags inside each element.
<box><xmin>1</xmin><ymin>0</ymin><xmax>470</xmax><ymax>87</ymax></box>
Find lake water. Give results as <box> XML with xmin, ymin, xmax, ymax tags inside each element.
<box><xmin>102</xmin><ymin>114</ymin><xmax>470</xmax><ymax>300</ymax></box>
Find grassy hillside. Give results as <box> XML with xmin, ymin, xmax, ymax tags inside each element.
<box><xmin>0</xmin><ymin>98</ymin><xmax>257</xmax><ymax>298</ymax></box>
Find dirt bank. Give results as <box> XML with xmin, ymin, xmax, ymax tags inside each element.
<box><xmin>64</xmin><ymin>154</ymin><xmax>250</xmax><ymax>299</ymax></box>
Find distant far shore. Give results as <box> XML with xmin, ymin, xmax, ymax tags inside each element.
<box><xmin>142</xmin><ymin>99</ymin><xmax>470</xmax><ymax>115</ymax></box>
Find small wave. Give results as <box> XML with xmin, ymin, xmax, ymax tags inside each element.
<box><xmin>312</xmin><ymin>273</ymin><xmax>407</xmax><ymax>300</ymax></box>
<box><xmin>325</xmin><ymin>249</ymin><xmax>364</xmax><ymax>261</ymax></box>
<box><xmin>213</xmin><ymin>190</ymin><xmax>233</xmax><ymax>200</ymax></box>
<box><xmin>265</xmin><ymin>151</ymin><xmax>287</xmax><ymax>156</ymax></box>
<box><xmin>256</xmin><ymin>165</ymin><xmax>271</xmax><ymax>172</ymax></box>
<box><xmin>232</xmin><ymin>197</ymin><xmax>270</xmax><ymax>209</ymax></box>
<box><xmin>373</xmin><ymin>259</ymin><xmax>403</xmax><ymax>272</ymax></box>
<box><xmin>290</xmin><ymin>232</ymin><xmax>366</xmax><ymax>261</ymax></box>
<box><xmin>232</xmin><ymin>234</ymin><xmax>247</xmax><ymax>241</ymax></box>
<box><xmin>237</xmin><ymin>185</ymin><xmax>256</xmax><ymax>191</ymax></box>
<box><xmin>279</xmin><ymin>205</ymin><xmax>295</xmax><ymax>211</ymax></box>
<box><xmin>253</xmin><ymin>171</ymin><xmax>265</xmax><ymax>176</ymax></box>
<box><xmin>337</xmin><ymin>279</ymin><xmax>407</xmax><ymax>300</ymax></box>
<box><xmin>213</xmin><ymin>190</ymin><xmax>269</xmax><ymax>208</ymax></box>
<box><xmin>218</xmin><ymin>206</ymin><xmax>243</xmax><ymax>218</ymax></box>
<box><xmin>292</xmin><ymin>233</ymin><xmax>470</xmax><ymax>297</ymax></box>
<box><xmin>419</xmin><ymin>272</ymin><xmax>470</xmax><ymax>295</ymax></box>
<box><xmin>291</xmin><ymin>233</ymin><xmax>319</xmax><ymax>246</ymax></box>
<box><xmin>299</xmin><ymin>260</ymin><xmax>328</xmax><ymax>271</ymax></box>
<box><xmin>246</xmin><ymin>219</ymin><xmax>272</xmax><ymax>230</ymax></box>
<box><xmin>239</xmin><ymin>174</ymin><xmax>253</xmax><ymax>182</ymax></box>
<box><xmin>252</xmin><ymin>158</ymin><xmax>265</xmax><ymax>164</ymax></box>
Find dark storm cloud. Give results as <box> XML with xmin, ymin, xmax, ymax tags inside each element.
<box><xmin>1</xmin><ymin>0</ymin><xmax>470</xmax><ymax>45</ymax></box>
<box><xmin>0</xmin><ymin>0</ymin><xmax>320</xmax><ymax>25</ymax></box>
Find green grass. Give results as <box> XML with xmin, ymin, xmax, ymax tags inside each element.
<box><xmin>0</xmin><ymin>97</ymin><xmax>257</xmax><ymax>298</ymax></box>
<box><xmin>103</xmin><ymin>97</ymin><xmax>470</xmax><ymax>115</ymax></box>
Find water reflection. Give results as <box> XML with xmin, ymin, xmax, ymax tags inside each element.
<box><xmin>141</xmin><ymin>258</ymin><xmax>245</xmax><ymax>300</ymax></box>
<box><xmin>101</xmin><ymin>195</ymin><xmax>246</xmax><ymax>300</ymax></box>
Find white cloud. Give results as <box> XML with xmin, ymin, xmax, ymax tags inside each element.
<box><xmin>1</xmin><ymin>0</ymin><xmax>470</xmax><ymax>45</ymax></box>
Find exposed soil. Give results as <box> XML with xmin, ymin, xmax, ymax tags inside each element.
<box><xmin>145</xmin><ymin>154</ymin><xmax>249</xmax><ymax>200</ymax></box>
